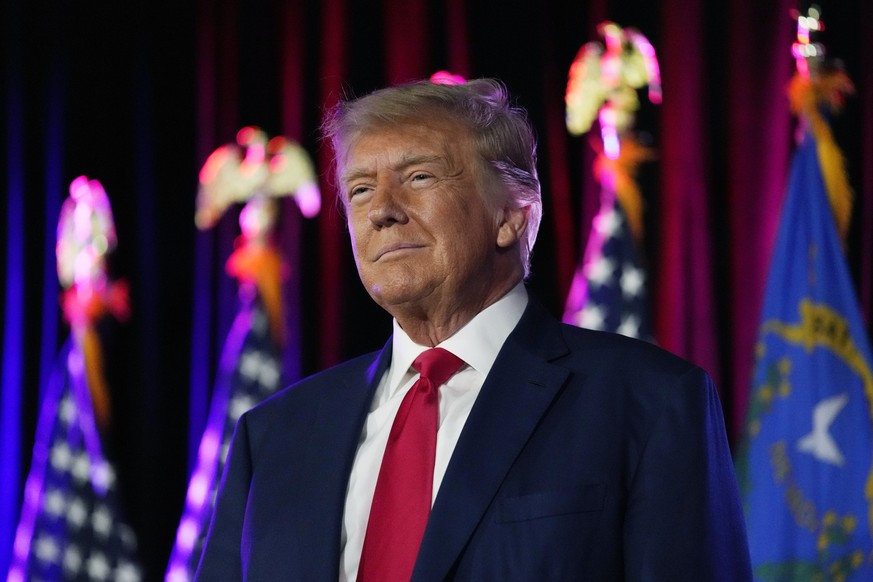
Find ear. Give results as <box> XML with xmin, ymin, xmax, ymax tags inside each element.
<box><xmin>496</xmin><ymin>205</ymin><xmax>529</xmax><ymax>249</ymax></box>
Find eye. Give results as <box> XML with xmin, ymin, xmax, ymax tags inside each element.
<box><xmin>409</xmin><ymin>172</ymin><xmax>435</xmax><ymax>187</ymax></box>
<box><xmin>348</xmin><ymin>185</ymin><xmax>372</xmax><ymax>199</ymax></box>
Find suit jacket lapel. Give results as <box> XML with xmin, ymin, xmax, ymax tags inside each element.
<box><xmin>412</xmin><ymin>300</ymin><xmax>571</xmax><ymax>581</ymax></box>
<box><xmin>282</xmin><ymin>342</ymin><xmax>392</xmax><ymax>579</ymax></box>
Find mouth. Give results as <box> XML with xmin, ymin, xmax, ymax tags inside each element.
<box><xmin>374</xmin><ymin>243</ymin><xmax>424</xmax><ymax>261</ymax></box>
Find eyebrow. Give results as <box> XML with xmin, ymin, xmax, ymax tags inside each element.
<box><xmin>340</xmin><ymin>154</ymin><xmax>446</xmax><ymax>185</ymax></box>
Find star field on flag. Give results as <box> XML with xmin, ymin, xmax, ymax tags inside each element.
<box><xmin>166</xmin><ymin>297</ymin><xmax>282</xmax><ymax>581</ymax></box>
<box><xmin>8</xmin><ymin>342</ymin><xmax>142</xmax><ymax>582</ymax></box>
<box><xmin>565</xmin><ymin>199</ymin><xmax>651</xmax><ymax>340</ymax></box>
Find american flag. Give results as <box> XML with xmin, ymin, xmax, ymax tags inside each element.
<box><xmin>563</xmin><ymin>191</ymin><xmax>651</xmax><ymax>340</ymax></box>
<box><xmin>8</xmin><ymin>340</ymin><xmax>142</xmax><ymax>582</ymax></box>
<box><xmin>166</xmin><ymin>293</ymin><xmax>282</xmax><ymax>581</ymax></box>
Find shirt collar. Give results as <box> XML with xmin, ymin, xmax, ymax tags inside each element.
<box><xmin>386</xmin><ymin>282</ymin><xmax>529</xmax><ymax>396</ymax></box>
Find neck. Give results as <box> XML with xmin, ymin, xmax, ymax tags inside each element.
<box><xmin>393</xmin><ymin>276</ymin><xmax>522</xmax><ymax>346</ymax></box>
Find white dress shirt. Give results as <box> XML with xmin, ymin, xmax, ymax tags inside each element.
<box><xmin>338</xmin><ymin>283</ymin><xmax>528</xmax><ymax>581</ymax></box>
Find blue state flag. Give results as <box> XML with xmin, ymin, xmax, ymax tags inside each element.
<box><xmin>739</xmin><ymin>128</ymin><xmax>873</xmax><ymax>580</ymax></box>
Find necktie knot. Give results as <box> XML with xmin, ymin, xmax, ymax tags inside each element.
<box><xmin>412</xmin><ymin>347</ymin><xmax>464</xmax><ymax>389</ymax></box>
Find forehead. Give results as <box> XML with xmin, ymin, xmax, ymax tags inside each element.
<box><xmin>338</xmin><ymin>115</ymin><xmax>476</xmax><ymax>177</ymax></box>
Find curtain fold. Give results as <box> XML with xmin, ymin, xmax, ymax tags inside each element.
<box><xmin>656</xmin><ymin>0</ymin><xmax>720</xmax><ymax>391</ymax></box>
<box><xmin>724</xmin><ymin>0</ymin><xmax>797</xmax><ymax>437</ymax></box>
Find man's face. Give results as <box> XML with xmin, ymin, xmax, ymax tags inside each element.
<box><xmin>339</xmin><ymin>115</ymin><xmax>513</xmax><ymax>321</ymax></box>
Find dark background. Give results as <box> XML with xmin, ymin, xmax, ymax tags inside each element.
<box><xmin>2</xmin><ymin>0</ymin><xmax>871</xmax><ymax>578</ymax></box>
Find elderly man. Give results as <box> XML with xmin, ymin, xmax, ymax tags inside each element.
<box><xmin>196</xmin><ymin>78</ymin><xmax>751</xmax><ymax>581</ymax></box>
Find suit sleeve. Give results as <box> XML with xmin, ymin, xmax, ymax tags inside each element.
<box><xmin>623</xmin><ymin>367</ymin><xmax>752</xmax><ymax>581</ymax></box>
<box><xmin>194</xmin><ymin>413</ymin><xmax>253</xmax><ymax>581</ymax></box>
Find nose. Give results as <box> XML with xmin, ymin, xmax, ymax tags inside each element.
<box><xmin>367</xmin><ymin>182</ymin><xmax>408</xmax><ymax>229</ymax></box>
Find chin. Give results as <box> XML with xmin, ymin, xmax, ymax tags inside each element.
<box><xmin>367</xmin><ymin>280</ymin><xmax>429</xmax><ymax>311</ymax></box>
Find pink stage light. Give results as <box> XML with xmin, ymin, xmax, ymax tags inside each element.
<box><xmin>430</xmin><ymin>70</ymin><xmax>466</xmax><ymax>85</ymax></box>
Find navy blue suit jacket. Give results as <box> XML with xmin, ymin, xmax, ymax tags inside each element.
<box><xmin>196</xmin><ymin>299</ymin><xmax>752</xmax><ymax>581</ymax></box>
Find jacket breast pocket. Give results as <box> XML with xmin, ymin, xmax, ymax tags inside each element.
<box><xmin>495</xmin><ymin>482</ymin><xmax>606</xmax><ymax>523</ymax></box>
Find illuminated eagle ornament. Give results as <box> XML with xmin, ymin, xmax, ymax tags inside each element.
<box><xmin>195</xmin><ymin>126</ymin><xmax>321</xmax><ymax>230</ymax></box>
<box><xmin>565</xmin><ymin>21</ymin><xmax>662</xmax><ymax>136</ymax></box>
<box><xmin>55</xmin><ymin>176</ymin><xmax>130</xmax><ymax>429</ymax></box>
<box><xmin>56</xmin><ymin>176</ymin><xmax>117</xmax><ymax>292</ymax></box>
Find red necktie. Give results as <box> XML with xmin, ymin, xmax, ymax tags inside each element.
<box><xmin>358</xmin><ymin>347</ymin><xmax>465</xmax><ymax>582</ymax></box>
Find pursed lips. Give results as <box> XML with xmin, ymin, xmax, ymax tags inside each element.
<box><xmin>373</xmin><ymin>242</ymin><xmax>425</xmax><ymax>261</ymax></box>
